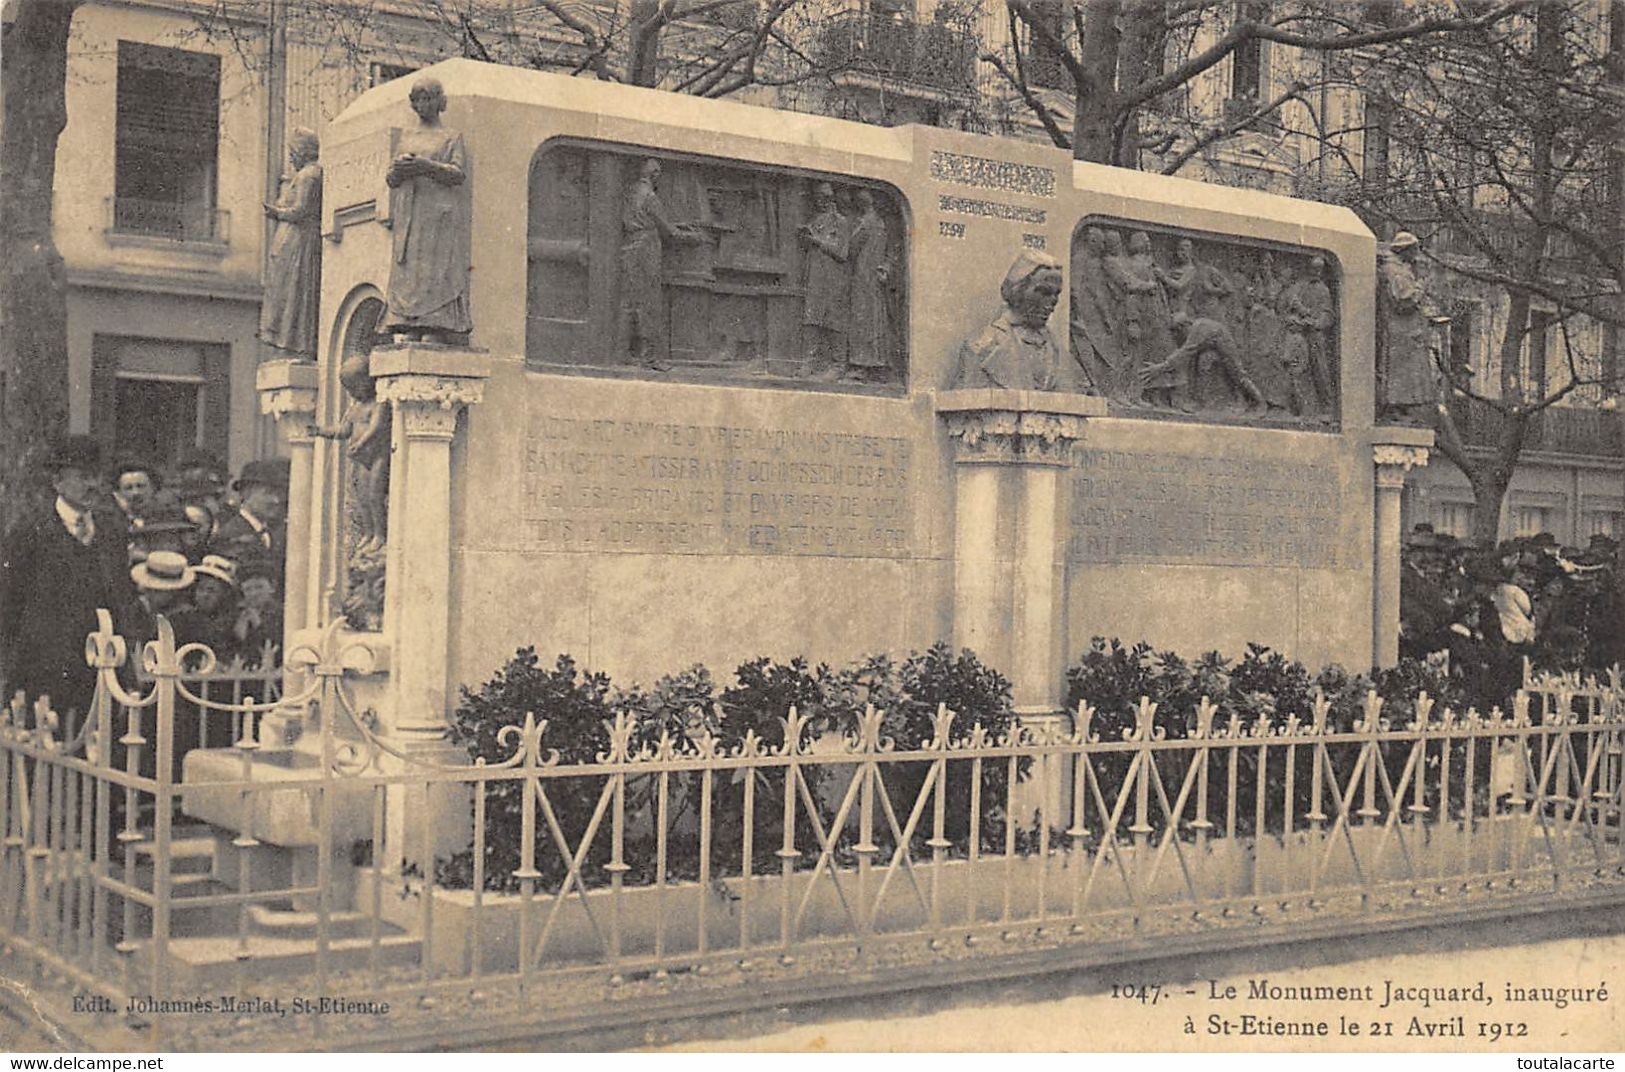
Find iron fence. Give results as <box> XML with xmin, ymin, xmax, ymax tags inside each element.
<box><xmin>0</xmin><ymin>613</ymin><xmax>1620</xmax><ymax>1049</ymax></box>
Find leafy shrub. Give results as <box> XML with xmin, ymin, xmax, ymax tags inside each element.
<box><xmin>441</xmin><ymin>643</ymin><xmax>1020</xmax><ymax>892</ymax></box>
<box><xmin>1065</xmin><ymin>637</ymin><xmax>1492</xmax><ymax>841</ymax></box>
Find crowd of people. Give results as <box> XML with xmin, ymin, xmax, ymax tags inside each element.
<box><xmin>1</xmin><ymin>435</ymin><xmax>288</xmax><ymax>718</ymax></box>
<box><xmin>1400</xmin><ymin>525</ymin><xmax>1622</xmax><ymax>711</ymax></box>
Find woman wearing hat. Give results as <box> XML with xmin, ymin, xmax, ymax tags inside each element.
<box><xmin>129</xmin><ymin>490</ymin><xmax>203</xmax><ymax>565</ymax></box>
<box><xmin>172</xmin><ymin>554</ymin><xmax>241</xmax><ymax>660</ymax></box>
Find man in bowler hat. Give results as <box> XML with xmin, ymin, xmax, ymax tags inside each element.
<box><xmin>0</xmin><ymin>436</ymin><xmax>136</xmax><ymax>719</ymax></box>
<box><xmin>210</xmin><ymin>458</ymin><xmax>290</xmax><ymax>577</ymax></box>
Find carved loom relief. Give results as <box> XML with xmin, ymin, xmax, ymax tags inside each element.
<box><xmin>527</xmin><ymin>141</ymin><xmax>908</xmax><ymax>388</ymax></box>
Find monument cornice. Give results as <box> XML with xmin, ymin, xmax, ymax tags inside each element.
<box><xmin>934</xmin><ymin>389</ymin><xmax>1107</xmax><ymax>466</ymax></box>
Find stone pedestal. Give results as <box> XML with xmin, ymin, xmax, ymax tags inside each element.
<box><xmin>257</xmin><ymin>359</ymin><xmax>320</xmax><ymax>730</ymax></box>
<box><xmin>1372</xmin><ymin>426</ymin><xmax>1434</xmax><ymax>669</ymax></box>
<box><xmin>372</xmin><ymin>345</ymin><xmax>491</xmax><ymax>861</ymax></box>
<box><xmin>936</xmin><ymin>389</ymin><xmax>1106</xmax><ymax>824</ymax></box>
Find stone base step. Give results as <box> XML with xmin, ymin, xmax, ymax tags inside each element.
<box><xmin>132</xmin><ymin>829</ymin><xmax>218</xmax><ymax>877</ymax></box>
<box><xmin>246</xmin><ymin>905</ymin><xmax>390</xmax><ymax>941</ymax></box>
<box><xmin>147</xmin><ymin>930</ymin><xmax>422</xmax><ymax>986</ymax></box>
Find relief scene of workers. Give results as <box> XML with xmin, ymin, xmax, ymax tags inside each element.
<box><xmin>1070</xmin><ymin>219</ymin><xmax>1340</xmax><ymax>425</ymax></box>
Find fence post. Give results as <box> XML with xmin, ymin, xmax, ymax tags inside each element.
<box><xmin>149</xmin><ymin>617</ymin><xmax>179</xmax><ymax>1016</ymax></box>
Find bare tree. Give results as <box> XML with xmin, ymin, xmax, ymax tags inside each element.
<box><xmin>1317</xmin><ymin>0</ymin><xmax>1623</xmax><ymax>545</ymax></box>
<box><xmin>1</xmin><ymin>0</ymin><xmax>82</xmax><ymax>534</ymax></box>
<box><xmin>989</xmin><ymin>0</ymin><xmax>1533</xmax><ymax>167</ymax></box>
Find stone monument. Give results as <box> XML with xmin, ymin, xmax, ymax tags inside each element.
<box><xmin>213</xmin><ymin>58</ymin><xmax>1413</xmax><ymax>887</ymax></box>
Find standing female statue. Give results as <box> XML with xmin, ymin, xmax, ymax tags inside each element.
<box><xmin>259</xmin><ymin>128</ymin><xmax>323</xmax><ymax>360</ymax></box>
<box><xmin>384</xmin><ymin>77</ymin><xmax>472</xmax><ymax>341</ymax></box>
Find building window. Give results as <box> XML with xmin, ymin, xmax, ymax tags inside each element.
<box><xmin>1226</xmin><ymin>2</ymin><xmax>1269</xmax><ymax>127</ymax></box>
<box><xmin>91</xmin><ymin>336</ymin><xmax>230</xmax><ymax>469</ymax></box>
<box><xmin>114</xmin><ymin>42</ymin><xmax>222</xmax><ymax>242</ymax></box>
<box><xmin>1518</xmin><ymin>310</ymin><xmax>1554</xmax><ymax>402</ymax></box>
<box><xmin>1435</xmin><ymin>501</ymin><xmax>1475</xmax><ymax>539</ymax></box>
<box><xmin>369</xmin><ymin>62</ymin><xmax>419</xmax><ymax>87</ymax></box>
<box><xmin>1585</xmin><ymin>510</ymin><xmax>1621</xmax><ymax>539</ymax></box>
<box><xmin>1446</xmin><ymin>301</ymin><xmax>1477</xmax><ymax>390</ymax></box>
<box><xmin>1513</xmin><ymin>504</ymin><xmax>1554</xmax><ymax>539</ymax></box>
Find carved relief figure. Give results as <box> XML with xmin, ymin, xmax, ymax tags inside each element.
<box><xmin>1280</xmin><ymin>255</ymin><xmax>1336</xmax><ymax>414</ymax></box>
<box><xmin>259</xmin><ymin>128</ymin><xmax>323</xmax><ymax>360</ymax></box>
<box><xmin>619</xmin><ymin>158</ymin><xmax>701</xmax><ymax>371</ymax></box>
<box><xmin>1069</xmin><ymin>226</ymin><xmax>1120</xmax><ymax>396</ymax></box>
<box><xmin>1377</xmin><ymin>231</ymin><xmax>1438</xmax><ymax>423</ymax></box>
<box><xmin>1137</xmin><ymin>267</ymin><xmax>1265</xmax><ymax>413</ymax></box>
<box><xmin>312</xmin><ymin>351</ymin><xmax>391</xmax><ymax>632</ymax></box>
<box><xmin>384</xmin><ymin>76</ymin><xmax>472</xmax><ymax>342</ymax></box>
<box><xmin>1242</xmin><ymin>252</ymin><xmax>1293</xmax><ymax>413</ymax></box>
<box><xmin>1155</xmin><ymin>237</ymin><xmax>1199</xmax><ymax>322</ymax></box>
<box><xmin>800</xmin><ymin>181</ymin><xmax>851</xmax><ymax>381</ymax></box>
<box><xmin>844</xmin><ymin>189</ymin><xmax>893</xmax><ymax>383</ymax></box>
<box><xmin>1299</xmin><ymin>255</ymin><xmax>1336</xmax><ymax>407</ymax></box>
<box><xmin>954</xmin><ymin>250</ymin><xmax>1067</xmax><ymax>392</ymax></box>
<box><xmin>1071</xmin><ymin>218</ymin><xmax>1340</xmax><ymax>425</ymax></box>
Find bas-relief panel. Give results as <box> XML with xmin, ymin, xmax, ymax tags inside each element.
<box><xmin>1070</xmin><ymin>217</ymin><xmax>1341</xmax><ymax>429</ymax></box>
<box><xmin>527</xmin><ymin>140</ymin><xmax>908</xmax><ymax>390</ymax></box>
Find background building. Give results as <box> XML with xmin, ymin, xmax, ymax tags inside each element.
<box><xmin>41</xmin><ymin>0</ymin><xmax>1622</xmax><ymax>544</ymax></box>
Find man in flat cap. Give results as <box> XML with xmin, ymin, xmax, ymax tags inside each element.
<box><xmin>0</xmin><ymin>436</ymin><xmax>136</xmax><ymax>720</ymax></box>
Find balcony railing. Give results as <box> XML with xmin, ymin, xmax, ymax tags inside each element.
<box><xmin>815</xmin><ymin>10</ymin><xmax>978</xmax><ymax>94</ymax></box>
<box><xmin>1449</xmin><ymin>395</ymin><xmax>1624</xmax><ymax>458</ymax></box>
<box><xmin>106</xmin><ymin>196</ymin><xmax>229</xmax><ymax>245</ymax></box>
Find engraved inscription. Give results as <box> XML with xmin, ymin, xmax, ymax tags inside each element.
<box><xmin>929</xmin><ymin>151</ymin><xmax>1056</xmax><ymax>198</ymax></box>
<box><xmin>937</xmin><ymin>195</ymin><xmax>1047</xmax><ymax>225</ymax></box>
<box><xmin>322</xmin><ymin>130</ymin><xmax>395</xmax><ymax>236</ymax></box>
<box><xmin>1022</xmin><ymin>233</ymin><xmax>1046</xmax><ymax>250</ymax></box>
<box><xmin>939</xmin><ymin>221</ymin><xmax>966</xmax><ymax>240</ymax></box>
<box><xmin>1069</xmin><ymin>450</ymin><xmax>1342</xmax><ymax>568</ymax></box>
<box><xmin>523</xmin><ymin>412</ymin><xmax>914</xmax><ymax>557</ymax></box>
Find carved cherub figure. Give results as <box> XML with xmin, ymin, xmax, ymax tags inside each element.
<box><xmin>314</xmin><ymin>352</ymin><xmax>392</xmax><ymax>557</ymax></box>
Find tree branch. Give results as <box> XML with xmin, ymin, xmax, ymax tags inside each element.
<box><xmin>1159</xmin><ymin>80</ymin><xmax>1307</xmax><ymax>176</ymax></box>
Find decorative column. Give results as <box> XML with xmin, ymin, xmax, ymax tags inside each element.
<box><xmin>937</xmin><ymin>389</ymin><xmax>1106</xmax><ymax>822</ymax></box>
<box><xmin>256</xmin><ymin>359</ymin><xmax>320</xmax><ymax>661</ymax></box>
<box><xmin>1372</xmin><ymin>427</ymin><xmax>1434</xmax><ymax>669</ymax></box>
<box><xmin>371</xmin><ymin>345</ymin><xmax>491</xmax><ymax>754</ymax></box>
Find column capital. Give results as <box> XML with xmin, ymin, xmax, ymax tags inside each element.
<box><xmin>1371</xmin><ymin>426</ymin><xmax>1434</xmax><ymax>488</ymax></box>
<box><xmin>372</xmin><ymin>344</ymin><xmax>493</xmax><ymax>440</ymax></box>
<box><xmin>935</xmin><ymin>389</ymin><xmax>1107</xmax><ymax>466</ymax></box>
<box><xmin>256</xmin><ymin>358</ymin><xmax>321</xmax><ymax>443</ymax></box>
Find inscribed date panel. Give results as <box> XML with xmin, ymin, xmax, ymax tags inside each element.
<box><xmin>1069</xmin><ymin>449</ymin><xmax>1342</xmax><ymax>568</ymax></box>
<box><xmin>522</xmin><ymin>411</ymin><xmax>915</xmax><ymax>557</ymax></box>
